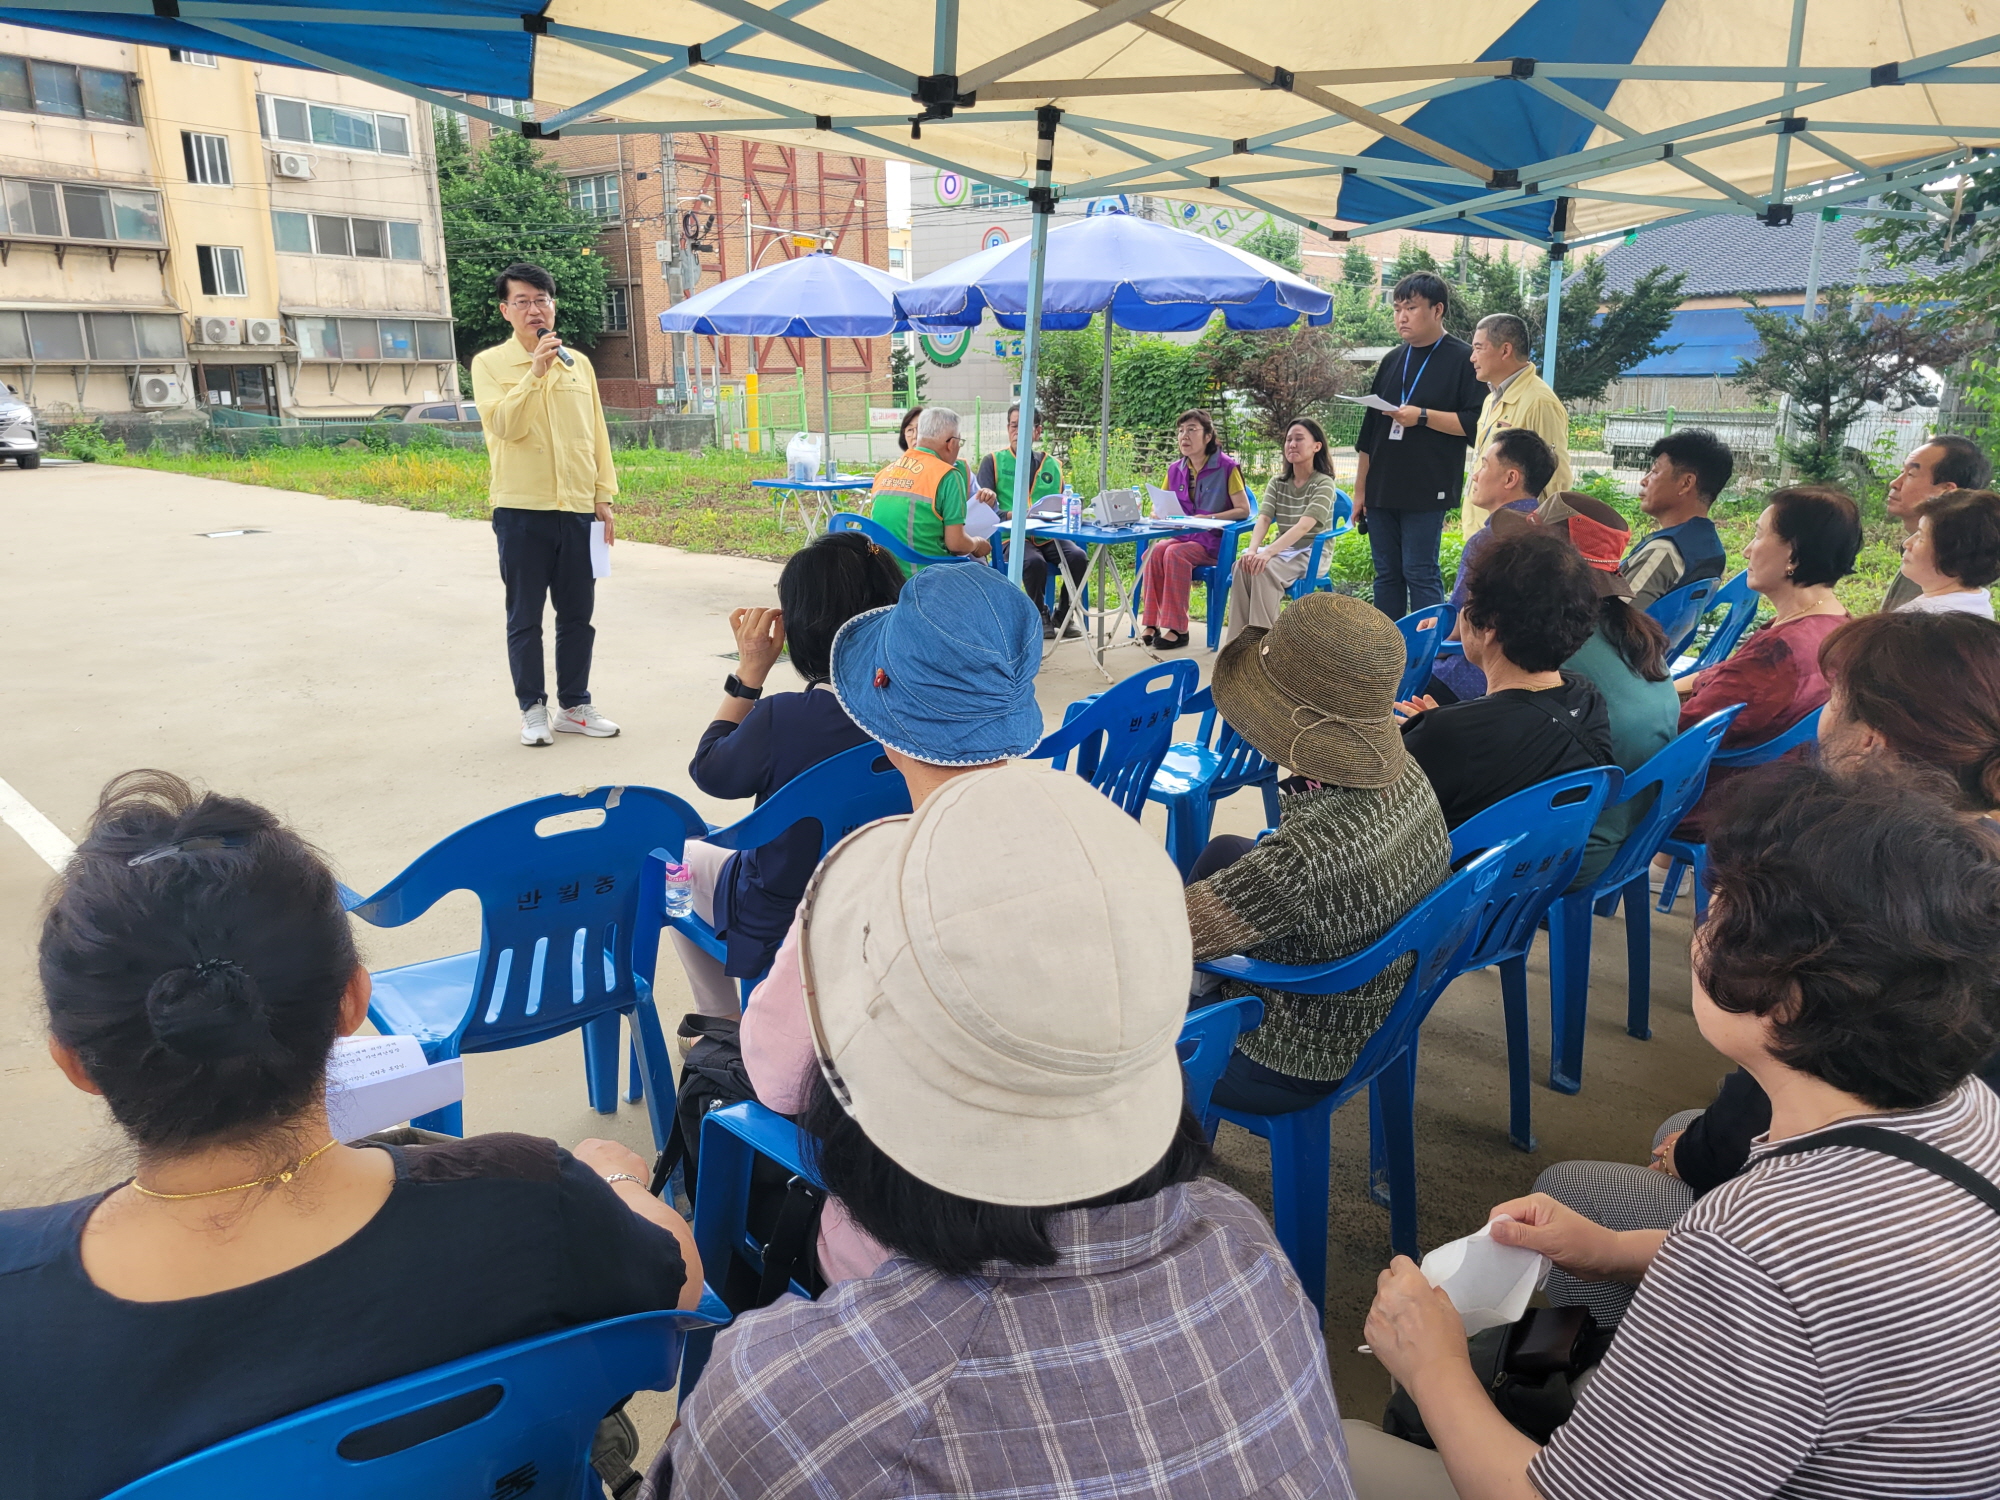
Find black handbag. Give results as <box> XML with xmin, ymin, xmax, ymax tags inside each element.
<box><xmin>1382</xmin><ymin>1306</ymin><xmax>1612</xmax><ymax>1447</ymax></box>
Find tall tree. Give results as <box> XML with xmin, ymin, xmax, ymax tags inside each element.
<box><xmin>1528</xmin><ymin>254</ymin><xmax>1685</xmax><ymax>404</ymax></box>
<box><xmin>436</xmin><ymin>118</ymin><xmax>609</xmax><ymax>363</ymax></box>
<box><xmin>1736</xmin><ymin>293</ymin><xmax>1973</xmax><ymax>482</ymax></box>
<box><xmin>1237</xmin><ymin>220</ymin><xmax>1305</xmax><ymax>274</ymax></box>
<box><xmin>1196</xmin><ymin>320</ymin><xmax>1357</xmax><ymax>441</ymax></box>
<box><xmin>1331</xmin><ymin>243</ymin><xmax>1396</xmax><ymax>346</ymax></box>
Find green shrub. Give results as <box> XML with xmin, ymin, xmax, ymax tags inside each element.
<box><xmin>54</xmin><ymin>421</ymin><xmax>126</xmax><ymax>463</ymax></box>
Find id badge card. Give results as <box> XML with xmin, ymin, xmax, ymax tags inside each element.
<box><xmin>1388</xmin><ymin>421</ymin><xmax>1406</xmax><ymax>441</ymax></box>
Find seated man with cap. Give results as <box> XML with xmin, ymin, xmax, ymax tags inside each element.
<box><xmin>1184</xmin><ymin>592</ymin><xmax>1453</xmax><ymax>1117</ymax></box>
<box><xmin>657</xmin><ymin>761</ymin><xmax>1359</xmax><ymax>1499</ymax></box>
<box><xmin>737</xmin><ymin>559</ymin><xmax>1049</xmax><ymax>1285</ymax></box>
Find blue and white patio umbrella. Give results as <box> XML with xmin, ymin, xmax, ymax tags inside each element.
<box><xmin>898</xmin><ymin>212</ymin><xmax>1332</xmax><ymax>576</ymax></box>
<box><xmin>660</xmin><ymin>250</ymin><xmax>935</xmax><ymax>476</ymax></box>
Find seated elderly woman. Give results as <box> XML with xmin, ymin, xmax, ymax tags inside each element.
<box><xmin>1523</xmin><ymin>608</ymin><xmax>2000</xmax><ymax>1333</ymax></box>
<box><xmin>1138</xmin><ymin>408</ymin><xmax>1250</xmax><ymax>650</ymax></box>
<box><xmin>1182</xmin><ymin>591</ymin><xmax>1450</xmax><ymax>1116</ymax></box>
<box><xmin>1395</xmin><ymin>526</ymin><xmax>1615</xmax><ymax>828</ymax></box>
<box><xmin>1673</xmin><ymin>484</ymin><xmax>1860</xmax><ymax>837</ymax></box>
<box><xmin>1351</xmin><ymin>763</ymin><xmax>2000</xmax><ymax>1500</ymax></box>
<box><xmin>656</xmin><ymin>765</ymin><xmax>1358</xmax><ymax>1500</ymax></box>
<box><xmin>1897</xmin><ymin>487</ymin><xmax>2000</xmax><ymax>619</ymax></box>
<box><xmin>672</xmin><ymin>530</ymin><xmax>906</xmax><ymax>1016</ymax></box>
<box><xmin>2</xmin><ymin>773</ymin><xmax>701</xmax><ymax>1500</ymax></box>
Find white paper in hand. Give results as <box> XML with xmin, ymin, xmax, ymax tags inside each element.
<box><xmin>963</xmin><ymin>498</ymin><xmax>1001</xmax><ymax>541</ymax></box>
<box><xmin>590</xmin><ymin>520</ymin><xmax>612</xmax><ymax>579</ymax></box>
<box><xmin>1336</xmin><ymin>393</ymin><xmax>1402</xmax><ymax>414</ymax></box>
<box><xmin>1147</xmin><ymin>482</ymin><xmax>1185</xmax><ymax>518</ymax></box>
<box><xmin>1420</xmin><ymin>1217</ymin><xmax>1548</xmax><ymax>1333</ymax></box>
<box><xmin>325</xmin><ymin>1035</ymin><xmax>465</xmax><ymax>1141</ymax></box>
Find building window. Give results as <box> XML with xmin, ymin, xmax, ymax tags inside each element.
<box><xmin>255</xmin><ymin>94</ymin><xmax>410</xmax><ymax>155</ymax></box>
<box><xmin>286</xmin><ymin>315</ymin><xmax>455</xmax><ymax>362</ymax></box>
<box><xmin>888</xmin><ymin>247</ymin><xmax>905</xmax><ymax>269</ymax></box>
<box><xmin>296</xmin><ymin>212</ymin><xmax>422</xmax><ymax>260</ymax></box>
<box><xmin>603</xmin><ymin>286</ymin><xmax>629</xmax><ymax>331</ymax></box>
<box><xmin>168</xmin><ymin>49</ymin><xmax>218</xmax><ymax>66</ymax></box>
<box><xmin>491</xmin><ymin>96</ymin><xmax>535</xmax><ymax>120</ymax></box>
<box><xmin>0</xmin><ymin>176</ymin><xmax>162</xmax><ymax>242</ymax></box>
<box><xmin>0</xmin><ymin>54</ymin><xmax>137</xmax><ymax>123</ymax></box>
<box><xmin>0</xmin><ymin>310</ymin><xmax>180</xmax><ymax>362</ymax></box>
<box><xmin>271</xmin><ymin>209</ymin><xmax>312</xmax><ymax>253</ymax></box>
<box><xmin>182</xmin><ymin>131</ymin><xmax>233</xmax><ymax>186</ymax></box>
<box><xmin>969</xmin><ymin>181</ymin><xmax>1021</xmax><ymax>208</ymax></box>
<box><xmin>568</xmin><ymin>172</ymin><xmax>621</xmax><ymax>220</ymax></box>
<box><xmin>196</xmin><ymin>245</ymin><xmax>246</xmax><ymax>298</ymax></box>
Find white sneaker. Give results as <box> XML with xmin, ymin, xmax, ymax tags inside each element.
<box><xmin>553</xmin><ymin>703</ymin><xmax>621</xmax><ymax>738</ymax></box>
<box><xmin>521</xmin><ymin>704</ymin><xmax>554</xmax><ymax>747</ymax></box>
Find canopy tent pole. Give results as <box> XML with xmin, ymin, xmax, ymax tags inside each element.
<box><xmin>1008</xmin><ymin>105</ymin><xmax>1061</xmax><ymax>586</ymax></box>
<box><xmin>820</xmin><ymin>338</ymin><xmax>835</xmax><ymax>477</ymax></box>
<box><xmin>1801</xmin><ymin>207</ymin><xmax>1828</xmax><ymax>319</ymax></box>
<box><xmin>1098</xmin><ymin>310</ymin><xmax>1113</xmax><ymax>494</ymax></box>
<box><xmin>1540</xmin><ymin>198</ymin><xmax>1570</xmax><ymax>392</ymax></box>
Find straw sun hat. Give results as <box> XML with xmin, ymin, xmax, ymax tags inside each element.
<box><xmin>794</xmin><ymin>761</ymin><xmax>1192</xmax><ymax>1207</ymax></box>
<box><xmin>1210</xmin><ymin>592</ymin><xmax>1409</xmax><ymax>789</ymax></box>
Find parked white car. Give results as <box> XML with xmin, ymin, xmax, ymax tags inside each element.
<box><xmin>0</xmin><ymin>383</ymin><xmax>38</xmax><ymax>468</ymax></box>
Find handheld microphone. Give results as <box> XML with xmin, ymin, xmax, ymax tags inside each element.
<box><xmin>532</xmin><ymin>325</ymin><xmax>574</xmax><ymax>368</ymax></box>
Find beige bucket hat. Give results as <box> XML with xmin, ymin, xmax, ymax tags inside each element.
<box><xmin>795</xmin><ymin>760</ymin><xmax>1192</xmax><ymax>1207</ymax></box>
<box><xmin>1210</xmin><ymin>591</ymin><xmax>1409</xmax><ymax>788</ymax></box>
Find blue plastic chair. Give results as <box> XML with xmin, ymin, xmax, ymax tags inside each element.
<box><xmin>1645</xmin><ymin>576</ymin><xmax>1723</xmax><ymax>661</ymax></box>
<box><xmin>1394</xmin><ymin>603</ymin><xmax>1458</xmax><ymax>701</ymax></box>
<box><xmin>1285</xmin><ymin>490</ymin><xmax>1356</xmax><ymax>601</ymax></box>
<box><xmin>1146</xmin><ymin>686</ymin><xmax>1282</xmax><ymax>878</ymax></box>
<box><xmin>670</xmin><ymin>743</ymin><xmax>912</xmax><ymax>1004</ymax></box>
<box><xmin>1031</xmin><ymin>660</ymin><xmax>1199</xmax><ymax>818</ymax></box>
<box><xmin>1542</xmin><ymin>709</ymin><xmax>1741</xmax><ymax>1095</ymax></box>
<box><xmin>1202</xmin><ymin>845</ymin><xmax>1510</xmax><ymax>1302</ymax></box>
<box><xmin>107</xmin><ymin>1300</ymin><xmax>729</xmax><ymax>1499</ymax></box>
<box><xmin>1658</xmin><ymin>706</ymin><xmax>1824</xmax><ymax>920</ymax></box>
<box><xmin>679</xmin><ymin>994</ymin><xmax>1265</xmax><ymax>1393</ymax></box>
<box><xmin>1444</xmin><ymin>768</ymin><xmax>1620</xmax><ymax>1153</ymax></box>
<box><xmin>1671</xmin><ymin>570</ymin><xmax>1758</xmax><ymax>679</ymax></box>
<box><xmin>344</xmin><ymin>784</ymin><xmax>708</xmax><ymax>1145</ymax></box>
<box><xmin>825</xmin><ymin>511</ymin><xmax>972</xmax><ymax>569</ymax></box>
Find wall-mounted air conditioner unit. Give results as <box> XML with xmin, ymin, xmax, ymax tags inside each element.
<box><xmin>245</xmin><ymin>318</ymin><xmax>282</xmax><ymax>346</ymax></box>
<box><xmin>198</xmin><ymin>316</ymin><xmax>242</xmax><ymax>346</ymax></box>
<box><xmin>135</xmin><ymin>374</ymin><xmax>186</xmax><ymax>408</ymax></box>
<box><xmin>273</xmin><ymin>151</ymin><xmax>315</xmax><ymax>180</ymax></box>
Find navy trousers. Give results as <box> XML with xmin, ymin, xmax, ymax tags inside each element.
<box><xmin>1367</xmin><ymin>507</ymin><xmax>1448</xmax><ymax>620</ymax></box>
<box><xmin>493</xmin><ymin>506</ymin><xmax>595</xmax><ymax>710</ymax></box>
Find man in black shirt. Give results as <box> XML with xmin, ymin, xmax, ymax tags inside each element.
<box><xmin>1354</xmin><ymin>273</ymin><xmax>1486</xmax><ymax>619</ymax></box>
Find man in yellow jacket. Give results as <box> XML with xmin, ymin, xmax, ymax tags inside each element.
<box><xmin>471</xmin><ymin>262</ymin><xmax>620</xmax><ymax>747</ymax></box>
<box><xmin>1462</xmin><ymin>312</ymin><xmax>1572</xmax><ymax>538</ymax></box>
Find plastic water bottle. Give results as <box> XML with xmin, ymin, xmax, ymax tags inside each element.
<box><xmin>662</xmin><ymin>862</ymin><xmax>695</xmax><ymax>920</ymax></box>
<box><xmin>1063</xmin><ymin>484</ymin><xmax>1082</xmax><ymax>532</ymax></box>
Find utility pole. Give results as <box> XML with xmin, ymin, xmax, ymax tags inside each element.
<box><xmin>661</xmin><ymin>131</ymin><xmax>689</xmax><ymax>411</ymax></box>
<box><xmin>743</xmin><ymin>192</ymin><xmax>760</xmax><ymax>450</ymax></box>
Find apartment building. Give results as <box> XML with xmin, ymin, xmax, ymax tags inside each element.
<box><xmin>0</xmin><ymin>26</ymin><xmax>454</xmax><ymax>418</ymax></box>
<box><xmin>0</xmin><ymin>27</ymin><xmax>186</xmax><ymax>415</ymax></box>
<box><xmin>466</xmin><ymin>104</ymin><xmax>892</xmax><ymax>413</ymax></box>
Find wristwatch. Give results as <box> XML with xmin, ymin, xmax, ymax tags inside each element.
<box><xmin>1415</xmin><ymin>409</ymin><xmax>1430</xmax><ymax>428</ymax></box>
<box><xmin>724</xmin><ymin>673</ymin><xmax>763</xmax><ymax>701</ymax></box>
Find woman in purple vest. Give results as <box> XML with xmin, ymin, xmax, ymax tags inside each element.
<box><xmin>1139</xmin><ymin>408</ymin><xmax>1250</xmax><ymax>649</ymax></box>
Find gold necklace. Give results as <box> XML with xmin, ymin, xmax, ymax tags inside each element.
<box><xmin>129</xmin><ymin>1138</ymin><xmax>341</xmax><ymax>1201</ymax></box>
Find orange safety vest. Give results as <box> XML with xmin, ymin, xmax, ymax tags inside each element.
<box><xmin>870</xmin><ymin>446</ymin><xmax>956</xmax><ymax>551</ymax></box>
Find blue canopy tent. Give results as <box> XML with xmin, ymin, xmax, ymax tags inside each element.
<box><xmin>7</xmin><ymin>0</ymin><xmax>1996</xmax><ymax>552</ymax></box>
<box><xmin>658</xmin><ymin>248</ymin><xmax>928</xmax><ymax>477</ymax></box>
<box><xmin>896</xmin><ymin>212</ymin><xmax>1333</xmax><ymax>580</ymax></box>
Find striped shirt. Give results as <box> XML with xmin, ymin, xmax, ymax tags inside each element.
<box><xmin>1530</xmin><ymin>1078</ymin><xmax>2000</xmax><ymax>1499</ymax></box>
<box><xmin>654</xmin><ymin>1178</ymin><xmax>1357</xmax><ymax>1500</ymax></box>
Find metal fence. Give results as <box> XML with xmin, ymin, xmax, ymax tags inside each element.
<box><xmin>1603</xmin><ymin>406</ymin><xmax>1989</xmax><ymax>473</ymax></box>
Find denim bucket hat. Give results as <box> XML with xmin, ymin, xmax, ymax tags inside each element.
<box><xmin>830</xmin><ymin>562</ymin><xmax>1045</xmax><ymax>765</ymax></box>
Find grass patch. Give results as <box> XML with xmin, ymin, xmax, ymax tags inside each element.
<box><xmin>117</xmin><ymin>444</ymin><xmax>810</xmax><ymax>563</ymax></box>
